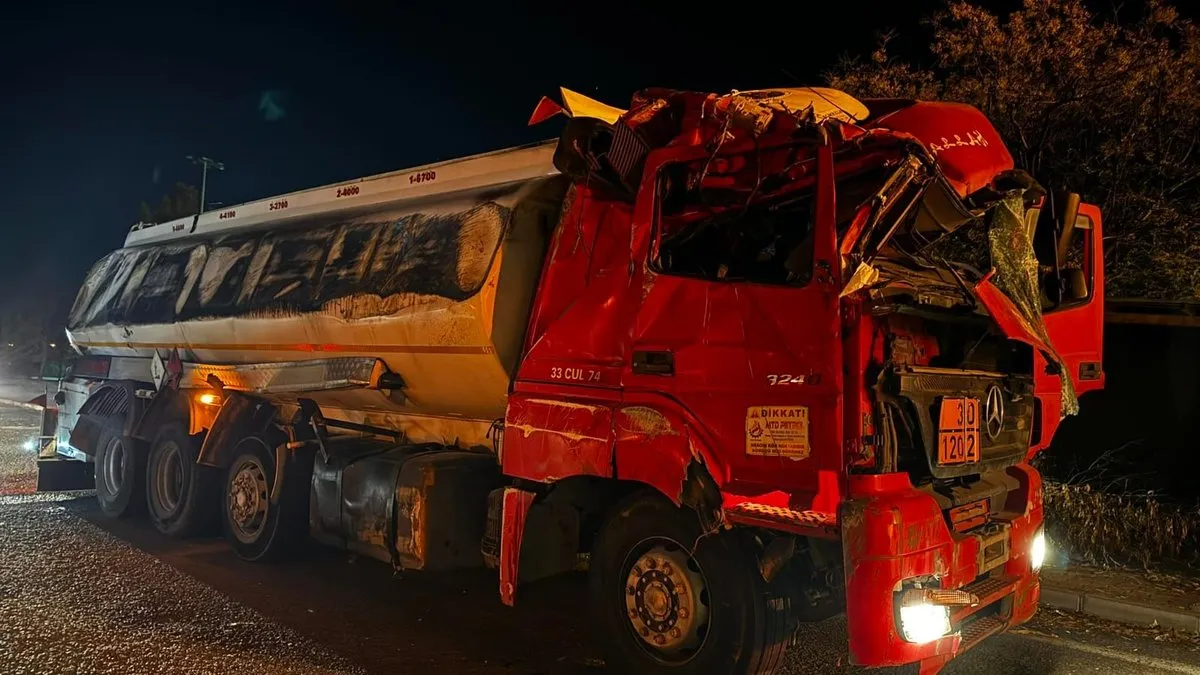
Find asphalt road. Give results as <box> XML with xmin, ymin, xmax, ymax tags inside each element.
<box><xmin>2</xmin><ymin>403</ymin><xmax>1199</xmax><ymax>675</ymax></box>
<box><xmin>0</xmin><ymin>399</ymin><xmax>42</xmax><ymax>496</ymax></box>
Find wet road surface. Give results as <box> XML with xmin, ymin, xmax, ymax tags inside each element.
<box><xmin>2</xmin><ymin>403</ymin><xmax>1199</xmax><ymax>674</ymax></box>
<box><xmin>0</xmin><ymin>399</ymin><xmax>43</xmax><ymax>496</ymax></box>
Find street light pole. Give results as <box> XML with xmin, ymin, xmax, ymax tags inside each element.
<box><xmin>186</xmin><ymin>155</ymin><xmax>225</xmax><ymax>214</ymax></box>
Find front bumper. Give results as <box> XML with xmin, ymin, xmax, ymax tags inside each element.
<box><xmin>840</xmin><ymin>463</ymin><xmax>1043</xmax><ymax>670</ymax></box>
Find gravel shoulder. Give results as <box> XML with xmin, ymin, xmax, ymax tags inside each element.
<box><xmin>0</xmin><ymin>494</ymin><xmax>366</xmax><ymax>675</ymax></box>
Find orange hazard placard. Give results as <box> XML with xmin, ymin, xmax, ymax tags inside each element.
<box><xmin>745</xmin><ymin>406</ymin><xmax>810</xmax><ymax>460</ymax></box>
<box><xmin>937</xmin><ymin>397</ymin><xmax>980</xmax><ymax>465</ymax></box>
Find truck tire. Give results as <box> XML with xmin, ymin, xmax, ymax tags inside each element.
<box><xmin>589</xmin><ymin>492</ymin><xmax>793</xmax><ymax>675</ymax></box>
<box><xmin>222</xmin><ymin>434</ymin><xmax>311</xmax><ymax>562</ymax></box>
<box><xmin>94</xmin><ymin>418</ymin><xmax>145</xmax><ymax>518</ymax></box>
<box><xmin>146</xmin><ymin>424</ymin><xmax>219</xmax><ymax>538</ymax></box>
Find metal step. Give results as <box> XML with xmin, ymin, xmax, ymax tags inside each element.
<box><xmin>952</xmin><ymin>575</ymin><xmax>1018</xmax><ymax>623</ymax></box>
<box><xmin>958</xmin><ymin>613</ymin><xmax>1007</xmax><ymax>653</ymax></box>
<box><xmin>724</xmin><ymin>501</ymin><xmax>839</xmax><ymax>538</ymax></box>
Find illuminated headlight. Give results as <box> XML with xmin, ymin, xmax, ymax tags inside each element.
<box><xmin>22</xmin><ymin>439</ymin><xmax>37</xmax><ymax>452</ymax></box>
<box><xmin>899</xmin><ymin>603</ymin><xmax>952</xmax><ymax>644</ymax></box>
<box><xmin>1030</xmin><ymin>529</ymin><xmax>1047</xmax><ymax>571</ymax></box>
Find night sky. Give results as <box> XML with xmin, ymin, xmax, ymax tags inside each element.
<box><xmin>1</xmin><ymin>0</ymin><xmax>970</xmax><ymax>323</ymax></box>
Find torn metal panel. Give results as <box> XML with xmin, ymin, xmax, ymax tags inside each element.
<box><xmin>612</xmin><ymin>402</ymin><xmax>725</xmax><ymax>523</ymax></box>
<box><xmin>680</xmin><ymin>458</ymin><xmax>724</xmax><ymax>535</ymax></box>
<box><xmin>722</xmin><ymin>88</ymin><xmax>869</xmax><ymax>129</ymax></box>
<box><xmin>840</xmin><ymin>262</ymin><xmax>881</xmax><ymax>298</ymax></box>
<box><xmin>559</xmin><ymin>87</ymin><xmax>625</xmax><ymax>124</ymax></box>
<box><xmin>501</xmin><ymin>392</ymin><xmax>614</xmax><ymax>482</ymax></box>
<box><xmin>864</xmin><ymin>100</ymin><xmax>1015</xmax><ymax>198</ymax></box>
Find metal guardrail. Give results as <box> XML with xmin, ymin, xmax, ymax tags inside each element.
<box><xmin>1106</xmin><ymin>298</ymin><xmax>1200</xmax><ymax>328</ymax></box>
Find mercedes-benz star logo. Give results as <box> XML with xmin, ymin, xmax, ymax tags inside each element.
<box><xmin>984</xmin><ymin>385</ymin><xmax>1005</xmax><ymax>440</ymax></box>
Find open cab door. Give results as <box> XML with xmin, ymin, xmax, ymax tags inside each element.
<box><xmin>1029</xmin><ymin>193</ymin><xmax>1105</xmax><ymax>449</ymax></box>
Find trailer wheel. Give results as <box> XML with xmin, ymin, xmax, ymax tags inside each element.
<box><xmin>222</xmin><ymin>434</ymin><xmax>310</xmax><ymax>562</ymax></box>
<box><xmin>146</xmin><ymin>424</ymin><xmax>218</xmax><ymax>537</ymax></box>
<box><xmin>589</xmin><ymin>492</ymin><xmax>793</xmax><ymax>675</ymax></box>
<box><xmin>94</xmin><ymin>418</ymin><xmax>144</xmax><ymax>518</ymax></box>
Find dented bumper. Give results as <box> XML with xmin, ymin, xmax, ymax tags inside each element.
<box><xmin>840</xmin><ymin>465</ymin><xmax>1043</xmax><ymax>670</ymax></box>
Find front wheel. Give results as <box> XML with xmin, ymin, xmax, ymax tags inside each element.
<box><xmin>222</xmin><ymin>434</ymin><xmax>311</xmax><ymax>562</ymax></box>
<box><xmin>589</xmin><ymin>493</ymin><xmax>794</xmax><ymax>675</ymax></box>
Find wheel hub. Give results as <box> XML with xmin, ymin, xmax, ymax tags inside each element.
<box><xmin>101</xmin><ymin>438</ymin><xmax>125</xmax><ymax>496</ymax></box>
<box><xmin>151</xmin><ymin>441</ymin><xmax>183</xmax><ymax>515</ymax></box>
<box><xmin>227</xmin><ymin>459</ymin><xmax>268</xmax><ymax>542</ymax></box>
<box><xmin>624</xmin><ymin>543</ymin><xmax>709</xmax><ymax>655</ymax></box>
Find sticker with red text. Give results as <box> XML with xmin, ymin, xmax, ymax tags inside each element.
<box><xmin>745</xmin><ymin>406</ymin><xmax>810</xmax><ymax>460</ymax></box>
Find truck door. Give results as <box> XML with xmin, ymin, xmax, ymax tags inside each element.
<box><xmin>1028</xmin><ymin>200</ymin><xmax>1105</xmax><ymax>449</ymax></box>
<box><xmin>622</xmin><ymin>145</ymin><xmax>843</xmax><ymax>508</ymax></box>
<box><xmin>1038</xmin><ymin>203</ymin><xmax>1105</xmax><ymax>395</ymax></box>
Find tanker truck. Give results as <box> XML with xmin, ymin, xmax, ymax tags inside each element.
<box><xmin>37</xmin><ymin>86</ymin><xmax>1105</xmax><ymax>674</ymax></box>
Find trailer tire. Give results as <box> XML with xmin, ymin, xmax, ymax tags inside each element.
<box><xmin>589</xmin><ymin>492</ymin><xmax>793</xmax><ymax>675</ymax></box>
<box><xmin>146</xmin><ymin>424</ymin><xmax>219</xmax><ymax>538</ymax></box>
<box><xmin>222</xmin><ymin>434</ymin><xmax>311</xmax><ymax>562</ymax></box>
<box><xmin>94</xmin><ymin>418</ymin><xmax>145</xmax><ymax>518</ymax></box>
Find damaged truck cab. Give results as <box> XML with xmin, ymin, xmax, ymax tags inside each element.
<box><xmin>504</xmin><ymin>88</ymin><xmax>1104</xmax><ymax>673</ymax></box>
<box><xmin>43</xmin><ymin>86</ymin><xmax>1103</xmax><ymax>675</ymax></box>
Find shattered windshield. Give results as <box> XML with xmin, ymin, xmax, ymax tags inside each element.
<box><xmin>651</xmin><ymin>146</ymin><xmax>989</xmax><ymax>311</ymax></box>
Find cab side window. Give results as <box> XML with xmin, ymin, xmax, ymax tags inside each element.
<box><xmin>656</xmin><ymin>193</ymin><xmax>816</xmax><ymax>286</ymax></box>
<box><xmin>654</xmin><ymin>149</ymin><xmax>817</xmax><ymax>287</ymax></box>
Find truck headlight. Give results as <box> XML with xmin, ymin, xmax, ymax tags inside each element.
<box><xmin>899</xmin><ymin>603</ymin><xmax>952</xmax><ymax>644</ymax></box>
<box><xmin>1030</xmin><ymin>529</ymin><xmax>1047</xmax><ymax>571</ymax></box>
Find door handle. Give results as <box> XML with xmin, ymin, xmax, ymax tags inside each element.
<box><xmin>633</xmin><ymin>350</ymin><xmax>674</xmax><ymax>376</ymax></box>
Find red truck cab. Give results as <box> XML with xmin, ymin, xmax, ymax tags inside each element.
<box><xmin>499</xmin><ymin>88</ymin><xmax>1104</xmax><ymax>673</ymax></box>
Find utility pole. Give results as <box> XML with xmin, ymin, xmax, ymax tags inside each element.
<box><xmin>186</xmin><ymin>155</ymin><xmax>225</xmax><ymax>214</ymax></box>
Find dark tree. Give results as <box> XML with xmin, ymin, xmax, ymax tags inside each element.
<box><xmin>138</xmin><ymin>182</ymin><xmax>201</xmax><ymax>224</ymax></box>
<box><xmin>828</xmin><ymin>0</ymin><xmax>1200</xmax><ymax>300</ymax></box>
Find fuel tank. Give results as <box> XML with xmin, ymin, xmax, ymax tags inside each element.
<box><xmin>308</xmin><ymin>443</ymin><xmax>502</xmax><ymax>570</ymax></box>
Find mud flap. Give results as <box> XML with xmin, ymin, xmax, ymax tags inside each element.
<box><xmin>197</xmin><ymin>392</ymin><xmax>277</xmax><ymax>467</ymax></box>
<box><xmin>68</xmin><ymin>414</ymin><xmax>107</xmax><ymax>457</ymax></box>
<box><xmin>499</xmin><ymin>487</ymin><xmax>536</xmax><ymax>606</ymax></box>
